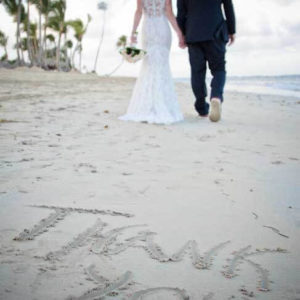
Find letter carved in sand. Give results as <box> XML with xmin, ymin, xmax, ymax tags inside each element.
<box><xmin>11</xmin><ymin>205</ymin><xmax>288</xmax><ymax>299</ymax></box>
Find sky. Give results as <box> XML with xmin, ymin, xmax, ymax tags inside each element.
<box><xmin>1</xmin><ymin>0</ymin><xmax>300</xmax><ymax>78</ymax></box>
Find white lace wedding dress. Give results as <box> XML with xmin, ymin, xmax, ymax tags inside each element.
<box><xmin>119</xmin><ymin>0</ymin><xmax>183</xmax><ymax>124</ymax></box>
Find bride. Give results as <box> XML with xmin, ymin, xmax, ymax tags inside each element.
<box><xmin>119</xmin><ymin>0</ymin><xmax>185</xmax><ymax>125</ymax></box>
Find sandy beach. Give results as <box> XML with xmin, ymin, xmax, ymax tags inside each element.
<box><xmin>0</xmin><ymin>68</ymin><xmax>299</xmax><ymax>300</ymax></box>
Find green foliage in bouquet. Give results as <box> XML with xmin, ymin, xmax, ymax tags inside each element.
<box><xmin>125</xmin><ymin>47</ymin><xmax>145</xmax><ymax>57</ymax></box>
<box><xmin>117</xmin><ymin>34</ymin><xmax>147</xmax><ymax>63</ymax></box>
<box><xmin>117</xmin><ymin>35</ymin><xmax>146</xmax><ymax>57</ymax></box>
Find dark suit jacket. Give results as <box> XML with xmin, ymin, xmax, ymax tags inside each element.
<box><xmin>177</xmin><ymin>0</ymin><xmax>236</xmax><ymax>43</ymax></box>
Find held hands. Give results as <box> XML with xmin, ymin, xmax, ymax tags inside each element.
<box><xmin>178</xmin><ymin>32</ymin><xmax>187</xmax><ymax>49</ymax></box>
<box><xmin>228</xmin><ymin>34</ymin><xmax>236</xmax><ymax>46</ymax></box>
<box><xmin>177</xmin><ymin>33</ymin><xmax>236</xmax><ymax>48</ymax></box>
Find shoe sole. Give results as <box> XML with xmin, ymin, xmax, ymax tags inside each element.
<box><xmin>209</xmin><ymin>99</ymin><xmax>221</xmax><ymax>122</ymax></box>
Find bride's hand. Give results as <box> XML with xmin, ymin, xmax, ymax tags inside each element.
<box><xmin>131</xmin><ymin>33</ymin><xmax>138</xmax><ymax>45</ymax></box>
<box><xmin>178</xmin><ymin>33</ymin><xmax>186</xmax><ymax>49</ymax></box>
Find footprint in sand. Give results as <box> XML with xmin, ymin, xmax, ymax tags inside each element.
<box><xmin>198</xmin><ymin>135</ymin><xmax>215</xmax><ymax>142</ymax></box>
<box><xmin>271</xmin><ymin>160</ymin><xmax>284</xmax><ymax>165</ymax></box>
<box><xmin>288</xmin><ymin>157</ymin><xmax>299</xmax><ymax>161</ymax></box>
<box><xmin>21</xmin><ymin>140</ymin><xmax>36</xmax><ymax>146</ymax></box>
<box><xmin>50</xmin><ymin>107</ymin><xmax>67</xmax><ymax>111</ymax></box>
<box><xmin>19</xmin><ymin>158</ymin><xmax>34</xmax><ymax>162</ymax></box>
<box><xmin>203</xmin><ymin>292</ymin><xmax>214</xmax><ymax>300</ymax></box>
<box><xmin>74</xmin><ymin>162</ymin><xmax>98</xmax><ymax>173</ymax></box>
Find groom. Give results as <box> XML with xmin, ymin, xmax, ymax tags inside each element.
<box><xmin>177</xmin><ymin>0</ymin><xmax>236</xmax><ymax>122</ymax></box>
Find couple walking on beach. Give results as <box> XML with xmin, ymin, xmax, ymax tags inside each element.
<box><xmin>119</xmin><ymin>0</ymin><xmax>236</xmax><ymax>124</ymax></box>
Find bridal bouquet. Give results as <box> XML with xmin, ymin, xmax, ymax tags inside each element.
<box><xmin>120</xmin><ymin>46</ymin><xmax>147</xmax><ymax>63</ymax></box>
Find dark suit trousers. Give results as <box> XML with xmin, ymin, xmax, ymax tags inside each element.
<box><xmin>188</xmin><ymin>39</ymin><xmax>226</xmax><ymax>115</ymax></box>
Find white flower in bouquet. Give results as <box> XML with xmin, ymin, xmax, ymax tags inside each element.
<box><xmin>118</xmin><ymin>33</ymin><xmax>146</xmax><ymax>64</ymax></box>
<box><xmin>120</xmin><ymin>46</ymin><xmax>147</xmax><ymax>63</ymax></box>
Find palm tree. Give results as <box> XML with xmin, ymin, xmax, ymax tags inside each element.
<box><xmin>20</xmin><ymin>36</ymin><xmax>28</xmax><ymax>61</ymax></box>
<box><xmin>22</xmin><ymin>6</ymin><xmax>41</xmax><ymax>65</ymax></box>
<box><xmin>22</xmin><ymin>0</ymin><xmax>53</xmax><ymax>66</ymax></box>
<box><xmin>93</xmin><ymin>1</ymin><xmax>107</xmax><ymax>73</ymax></box>
<box><xmin>45</xmin><ymin>33</ymin><xmax>55</xmax><ymax>47</ymax></box>
<box><xmin>0</xmin><ymin>30</ymin><xmax>9</xmax><ymax>61</ymax></box>
<box><xmin>68</xmin><ymin>14</ymin><xmax>91</xmax><ymax>71</ymax></box>
<box><xmin>48</xmin><ymin>0</ymin><xmax>66</xmax><ymax>70</ymax></box>
<box><xmin>16</xmin><ymin>0</ymin><xmax>22</xmax><ymax>63</ymax></box>
<box><xmin>30</xmin><ymin>0</ymin><xmax>53</xmax><ymax>66</ymax></box>
<box><xmin>30</xmin><ymin>0</ymin><xmax>43</xmax><ymax>65</ymax></box>
<box><xmin>116</xmin><ymin>35</ymin><xmax>127</xmax><ymax>48</ymax></box>
<box><xmin>23</xmin><ymin>1</ymin><xmax>34</xmax><ymax>65</ymax></box>
<box><xmin>63</xmin><ymin>39</ymin><xmax>72</xmax><ymax>51</ymax></box>
<box><xmin>43</xmin><ymin>33</ymin><xmax>56</xmax><ymax>67</ymax></box>
<box><xmin>107</xmin><ymin>35</ymin><xmax>127</xmax><ymax>76</ymax></box>
<box><xmin>2</xmin><ymin>0</ymin><xmax>25</xmax><ymax>65</ymax></box>
<box><xmin>59</xmin><ymin>39</ymin><xmax>72</xmax><ymax>68</ymax></box>
<box><xmin>28</xmin><ymin>22</ymin><xmax>38</xmax><ymax>61</ymax></box>
<box><xmin>1</xmin><ymin>0</ymin><xmax>92</xmax><ymax>70</ymax></box>
<box><xmin>39</xmin><ymin>0</ymin><xmax>54</xmax><ymax>63</ymax></box>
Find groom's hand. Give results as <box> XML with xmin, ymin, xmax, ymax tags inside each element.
<box><xmin>228</xmin><ymin>34</ymin><xmax>236</xmax><ymax>46</ymax></box>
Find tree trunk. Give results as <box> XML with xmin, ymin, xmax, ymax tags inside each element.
<box><xmin>38</xmin><ymin>0</ymin><xmax>43</xmax><ymax>66</ymax></box>
<box><xmin>20</xmin><ymin>47</ymin><xmax>24</xmax><ymax>62</ymax></box>
<box><xmin>16</xmin><ymin>0</ymin><xmax>22</xmax><ymax>65</ymax></box>
<box><xmin>93</xmin><ymin>10</ymin><xmax>106</xmax><ymax>73</ymax></box>
<box><xmin>64</xmin><ymin>31</ymin><xmax>69</xmax><ymax>66</ymax></box>
<box><xmin>4</xmin><ymin>45</ymin><xmax>8</xmax><ymax>60</ymax></box>
<box><xmin>43</xmin><ymin>14</ymin><xmax>48</xmax><ymax>63</ymax></box>
<box><xmin>27</xmin><ymin>0</ymin><xmax>33</xmax><ymax>65</ymax></box>
<box><xmin>71</xmin><ymin>41</ymin><xmax>78</xmax><ymax>70</ymax></box>
<box><xmin>56</xmin><ymin>28</ymin><xmax>62</xmax><ymax>70</ymax></box>
<box><xmin>107</xmin><ymin>59</ymin><xmax>124</xmax><ymax>77</ymax></box>
<box><xmin>79</xmin><ymin>47</ymin><xmax>82</xmax><ymax>72</ymax></box>
<box><xmin>43</xmin><ymin>15</ymin><xmax>48</xmax><ymax>51</ymax></box>
<box><xmin>33</xmin><ymin>38</ymin><xmax>38</xmax><ymax>62</ymax></box>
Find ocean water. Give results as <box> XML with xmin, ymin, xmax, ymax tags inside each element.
<box><xmin>177</xmin><ymin>75</ymin><xmax>300</xmax><ymax>98</ymax></box>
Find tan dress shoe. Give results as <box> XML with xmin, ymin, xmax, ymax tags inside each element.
<box><xmin>209</xmin><ymin>98</ymin><xmax>222</xmax><ymax>122</ymax></box>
